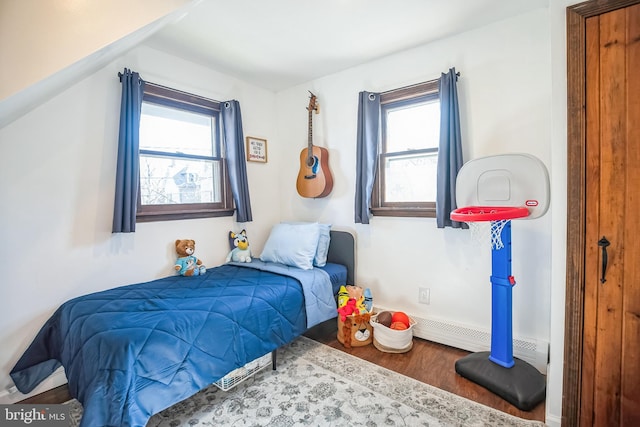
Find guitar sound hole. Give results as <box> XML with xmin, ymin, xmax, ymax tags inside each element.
<box><xmin>306</xmin><ymin>157</ymin><xmax>316</xmax><ymax>168</ymax></box>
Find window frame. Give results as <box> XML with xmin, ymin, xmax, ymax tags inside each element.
<box><xmin>136</xmin><ymin>83</ymin><xmax>234</xmax><ymax>222</ymax></box>
<box><xmin>371</xmin><ymin>80</ymin><xmax>440</xmax><ymax>218</ymax></box>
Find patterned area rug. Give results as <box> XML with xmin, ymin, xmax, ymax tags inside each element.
<box><xmin>67</xmin><ymin>336</ymin><xmax>546</xmax><ymax>426</ymax></box>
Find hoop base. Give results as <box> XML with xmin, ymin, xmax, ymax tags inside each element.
<box><xmin>455</xmin><ymin>352</ymin><xmax>546</xmax><ymax>411</ymax></box>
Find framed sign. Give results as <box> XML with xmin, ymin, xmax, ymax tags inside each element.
<box><xmin>246</xmin><ymin>137</ymin><xmax>268</xmax><ymax>163</ymax></box>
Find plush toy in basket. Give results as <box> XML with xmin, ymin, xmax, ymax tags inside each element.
<box><xmin>371</xmin><ymin>310</ymin><xmax>415</xmax><ymax>353</ymax></box>
<box><xmin>174</xmin><ymin>239</ymin><xmax>206</xmax><ymax>277</ymax></box>
<box><xmin>336</xmin><ymin>285</ymin><xmax>374</xmax><ymax>348</ymax></box>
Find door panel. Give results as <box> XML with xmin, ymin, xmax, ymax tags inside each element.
<box><xmin>563</xmin><ymin>1</ymin><xmax>640</xmax><ymax>425</ymax></box>
<box><xmin>583</xmin><ymin>4</ymin><xmax>640</xmax><ymax>426</ymax></box>
<box><xmin>581</xmin><ymin>15</ymin><xmax>600</xmax><ymax>427</ymax></box>
<box><xmin>622</xmin><ymin>5</ymin><xmax>640</xmax><ymax>425</ymax></box>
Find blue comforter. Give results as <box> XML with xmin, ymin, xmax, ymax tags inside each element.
<box><xmin>10</xmin><ymin>262</ymin><xmax>337</xmax><ymax>427</ymax></box>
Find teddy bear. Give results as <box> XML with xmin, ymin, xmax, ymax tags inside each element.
<box><xmin>174</xmin><ymin>239</ymin><xmax>206</xmax><ymax>276</ymax></box>
<box><xmin>225</xmin><ymin>230</ymin><xmax>252</xmax><ymax>263</ymax></box>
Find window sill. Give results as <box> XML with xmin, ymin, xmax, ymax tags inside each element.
<box><xmin>136</xmin><ymin>209</ymin><xmax>234</xmax><ymax>222</ymax></box>
<box><xmin>370</xmin><ymin>207</ymin><xmax>436</xmax><ymax>218</ymax></box>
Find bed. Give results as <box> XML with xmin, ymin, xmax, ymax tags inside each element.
<box><xmin>10</xmin><ymin>228</ymin><xmax>355</xmax><ymax>427</ymax></box>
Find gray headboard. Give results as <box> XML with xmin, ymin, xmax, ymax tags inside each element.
<box><xmin>326</xmin><ymin>230</ymin><xmax>355</xmax><ymax>285</ymax></box>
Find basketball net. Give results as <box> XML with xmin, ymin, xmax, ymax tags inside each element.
<box><xmin>452</xmin><ymin>206</ymin><xmax>528</xmax><ymax>250</ymax></box>
<box><xmin>466</xmin><ymin>219</ymin><xmax>509</xmax><ymax>250</ymax></box>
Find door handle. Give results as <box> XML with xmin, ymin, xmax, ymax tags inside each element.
<box><xmin>598</xmin><ymin>236</ymin><xmax>610</xmax><ymax>283</ymax></box>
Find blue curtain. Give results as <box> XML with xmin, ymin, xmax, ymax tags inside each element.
<box><xmin>112</xmin><ymin>69</ymin><xmax>145</xmax><ymax>233</ymax></box>
<box><xmin>354</xmin><ymin>91</ymin><xmax>381</xmax><ymax>224</ymax></box>
<box><xmin>220</xmin><ymin>100</ymin><xmax>253</xmax><ymax>223</ymax></box>
<box><xmin>436</xmin><ymin>68</ymin><xmax>465</xmax><ymax>228</ymax></box>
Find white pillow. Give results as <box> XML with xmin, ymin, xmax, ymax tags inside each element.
<box><xmin>260</xmin><ymin>223</ymin><xmax>320</xmax><ymax>270</ymax></box>
<box><xmin>314</xmin><ymin>223</ymin><xmax>331</xmax><ymax>267</ymax></box>
<box><xmin>281</xmin><ymin>222</ymin><xmax>332</xmax><ymax>267</ymax></box>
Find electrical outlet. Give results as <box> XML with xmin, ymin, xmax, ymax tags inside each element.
<box><xmin>418</xmin><ymin>287</ymin><xmax>430</xmax><ymax>304</ymax></box>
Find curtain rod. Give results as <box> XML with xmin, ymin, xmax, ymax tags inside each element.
<box><xmin>117</xmin><ymin>71</ymin><xmax>223</xmax><ymax>105</ymax></box>
<box><xmin>118</xmin><ymin>70</ymin><xmax>459</xmax><ymax>96</ymax></box>
<box><xmin>380</xmin><ymin>71</ymin><xmax>460</xmax><ymax>95</ymax></box>
<box><xmin>117</xmin><ymin>72</ymin><xmax>194</xmax><ymax>95</ymax></box>
<box><xmin>117</xmin><ymin>71</ymin><xmax>174</xmax><ymax>91</ymax></box>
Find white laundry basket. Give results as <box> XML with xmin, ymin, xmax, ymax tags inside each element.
<box><xmin>370</xmin><ymin>312</ymin><xmax>415</xmax><ymax>353</ymax></box>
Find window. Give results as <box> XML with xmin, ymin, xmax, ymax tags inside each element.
<box><xmin>372</xmin><ymin>80</ymin><xmax>440</xmax><ymax>217</ymax></box>
<box><xmin>136</xmin><ymin>84</ymin><xmax>233</xmax><ymax>222</ymax></box>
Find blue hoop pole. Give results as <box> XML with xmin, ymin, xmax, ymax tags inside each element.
<box><xmin>488</xmin><ymin>220</ymin><xmax>515</xmax><ymax>368</ymax></box>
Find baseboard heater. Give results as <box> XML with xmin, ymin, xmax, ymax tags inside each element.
<box><xmin>375</xmin><ymin>307</ymin><xmax>548</xmax><ymax>374</ymax></box>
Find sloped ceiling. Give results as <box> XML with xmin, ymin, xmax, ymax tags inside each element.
<box><xmin>1</xmin><ymin>0</ymin><xmax>548</xmax><ymax>128</ymax></box>
<box><xmin>144</xmin><ymin>0</ymin><xmax>549</xmax><ymax>91</ymax></box>
<box><xmin>0</xmin><ymin>0</ymin><xmax>196</xmax><ymax>129</ymax></box>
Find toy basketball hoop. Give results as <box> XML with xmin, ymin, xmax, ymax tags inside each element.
<box><xmin>450</xmin><ymin>154</ymin><xmax>550</xmax><ymax>411</ymax></box>
<box><xmin>452</xmin><ymin>153</ymin><xmax>549</xmax><ymax>250</ymax></box>
<box><xmin>451</xmin><ymin>206</ymin><xmax>529</xmax><ymax>250</ymax></box>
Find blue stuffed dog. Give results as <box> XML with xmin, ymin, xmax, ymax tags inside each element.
<box><xmin>226</xmin><ymin>230</ymin><xmax>252</xmax><ymax>263</ymax></box>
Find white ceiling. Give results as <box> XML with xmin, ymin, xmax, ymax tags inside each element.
<box><xmin>144</xmin><ymin>0</ymin><xmax>548</xmax><ymax>92</ymax></box>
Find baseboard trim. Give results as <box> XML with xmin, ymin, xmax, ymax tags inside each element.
<box><xmin>544</xmin><ymin>413</ymin><xmax>561</xmax><ymax>427</ymax></box>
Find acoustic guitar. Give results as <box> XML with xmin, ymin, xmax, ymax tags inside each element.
<box><xmin>296</xmin><ymin>92</ymin><xmax>333</xmax><ymax>198</ymax></box>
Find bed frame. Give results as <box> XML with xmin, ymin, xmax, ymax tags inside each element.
<box><xmin>327</xmin><ymin>230</ymin><xmax>355</xmax><ymax>285</ymax></box>
<box><xmin>12</xmin><ymin>229</ymin><xmax>357</xmax><ymax>425</ymax></box>
<box><xmin>269</xmin><ymin>229</ymin><xmax>355</xmax><ymax>370</ymax></box>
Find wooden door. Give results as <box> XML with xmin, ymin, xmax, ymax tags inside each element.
<box><xmin>580</xmin><ymin>4</ymin><xmax>640</xmax><ymax>426</ymax></box>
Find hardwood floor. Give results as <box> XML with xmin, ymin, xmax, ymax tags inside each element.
<box><xmin>304</xmin><ymin>319</ymin><xmax>545</xmax><ymax>422</ymax></box>
<box><xmin>20</xmin><ymin>319</ymin><xmax>545</xmax><ymax>423</ymax></box>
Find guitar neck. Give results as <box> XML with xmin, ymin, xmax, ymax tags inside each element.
<box><xmin>307</xmin><ymin>108</ymin><xmax>313</xmax><ymax>155</ymax></box>
<box><xmin>306</xmin><ymin>92</ymin><xmax>318</xmax><ymax>159</ymax></box>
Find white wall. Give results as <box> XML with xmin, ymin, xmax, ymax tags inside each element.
<box><xmin>546</xmin><ymin>0</ymin><xmax>583</xmax><ymax>424</ymax></box>
<box><xmin>278</xmin><ymin>8</ymin><xmax>552</xmax><ymax>350</ymax></box>
<box><xmin>277</xmin><ymin>7</ymin><xmax>564</xmax><ymax>423</ymax></box>
<box><xmin>0</xmin><ymin>45</ymin><xmax>280</xmax><ymax>397</ymax></box>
